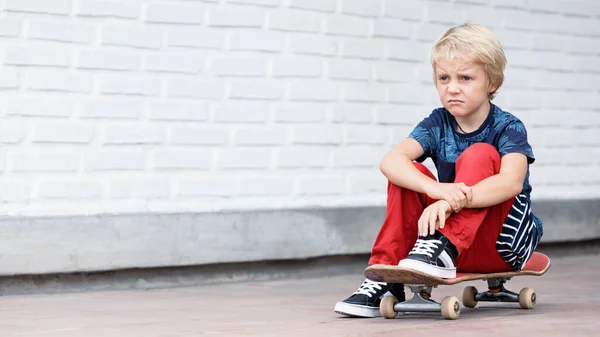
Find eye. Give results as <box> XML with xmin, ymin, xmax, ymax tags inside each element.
<box><xmin>461</xmin><ymin>76</ymin><xmax>472</xmax><ymax>81</ymax></box>
<box><xmin>439</xmin><ymin>75</ymin><xmax>449</xmax><ymax>81</ymax></box>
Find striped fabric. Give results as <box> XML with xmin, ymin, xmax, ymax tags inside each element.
<box><xmin>496</xmin><ymin>194</ymin><xmax>544</xmax><ymax>270</ymax></box>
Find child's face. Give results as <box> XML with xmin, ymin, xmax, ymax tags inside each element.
<box><xmin>434</xmin><ymin>57</ymin><xmax>494</xmax><ymax>119</ymax></box>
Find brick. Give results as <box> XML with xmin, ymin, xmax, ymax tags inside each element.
<box><xmin>426</xmin><ymin>3</ymin><xmax>463</xmax><ymax>24</ymax></box>
<box><xmin>528</xmin><ymin>0</ymin><xmax>560</xmax><ymax>13</ymax></box>
<box><xmin>332</xmin><ymin>104</ymin><xmax>373</xmax><ymax>123</ymax></box>
<box><xmin>8</xmin><ymin>98</ymin><xmax>73</xmax><ymax>117</ymax></box>
<box><xmin>0</xmin><ymin>182</ymin><xmax>30</xmax><ymax>202</ymax></box>
<box><xmin>227</xmin><ymin>0</ymin><xmax>279</xmax><ymax>6</ymax></box>
<box><xmin>77</xmin><ymin>0</ymin><xmax>139</xmax><ymax>18</ymax></box>
<box><xmin>560</xmin><ymin>1</ymin><xmax>600</xmax><ymax>18</ymax></box>
<box><xmin>531</xmin><ymin>34</ymin><xmax>566</xmax><ymax>52</ymax></box>
<box><xmin>102</xmin><ymin>26</ymin><xmax>162</xmax><ymax>49</ymax></box>
<box><xmin>110</xmin><ymin>179</ymin><xmax>170</xmax><ymax>199</ymax></box>
<box><xmin>5</xmin><ymin>47</ymin><xmax>70</xmax><ymax>67</ymax></box>
<box><xmin>272</xmin><ymin>57</ymin><xmax>322</xmax><ymax>78</ymax></box>
<box><xmin>375</xmin><ymin>107</ymin><xmax>415</xmax><ymax>125</ymax></box>
<box><xmin>0</xmin><ymin>18</ymin><xmax>20</xmax><ymax>37</ymax></box>
<box><xmin>341</xmin><ymin>39</ymin><xmax>385</xmax><ymax>60</ymax></box>
<box><xmin>80</xmin><ymin>99</ymin><xmax>143</xmax><ymax>119</ymax></box>
<box><xmin>456</xmin><ymin>0</ymin><xmax>489</xmax><ymax>4</ymax></box>
<box><xmin>32</xmin><ymin>123</ymin><xmax>95</xmax><ymax>144</ymax></box>
<box><xmin>375</xmin><ymin>62</ymin><xmax>414</xmax><ymax>83</ymax></box>
<box><xmin>166</xmin><ymin>79</ymin><xmax>224</xmax><ymax>99</ymax></box>
<box><xmin>348</xmin><ymin>173</ymin><xmax>386</xmax><ymax>193</ymax></box>
<box><xmin>345</xmin><ymin>125</ymin><xmax>388</xmax><ymax>145</ymax></box>
<box><xmin>85</xmin><ymin>150</ymin><xmax>146</xmax><ymax>171</ymax></box>
<box><xmin>239</xmin><ymin>177</ymin><xmax>294</xmax><ymax>196</ymax></box>
<box><xmin>153</xmin><ymin>150</ymin><xmax>213</xmax><ymax>170</ymax></box>
<box><xmin>145</xmin><ymin>4</ymin><xmax>204</xmax><ymax>24</ymax></box>
<box><xmin>268</xmin><ymin>10</ymin><xmax>320</xmax><ymax>32</ymax></box>
<box><xmin>214</xmin><ymin>103</ymin><xmax>269</xmax><ymax>123</ymax></box>
<box><xmin>329</xmin><ymin>59</ymin><xmax>371</xmax><ymax>81</ymax></box>
<box><xmin>276</xmin><ymin>147</ymin><xmax>330</xmax><ymax>168</ymax></box>
<box><xmin>0</xmin><ymin>122</ymin><xmax>25</xmax><ymax>144</ymax></box>
<box><xmin>292</xmin><ymin>125</ymin><xmax>342</xmax><ymax>145</ymax></box>
<box><xmin>289</xmin><ymin>81</ymin><xmax>340</xmax><ymax>102</ymax></box>
<box><xmin>463</xmin><ymin>6</ymin><xmax>503</xmax><ymax>28</ymax></box>
<box><xmin>502</xmin><ymin>10</ymin><xmax>534</xmax><ymax>31</ymax></box>
<box><xmin>385</xmin><ymin>0</ymin><xmax>424</xmax><ymax>21</ymax></box>
<box><xmin>230</xmin><ymin>32</ymin><xmax>285</xmax><ymax>52</ymax></box>
<box><xmin>333</xmin><ymin>147</ymin><xmax>377</xmax><ymax>167</ymax></box>
<box><xmin>145</xmin><ymin>53</ymin><xmax>204</xmax><ymax>74</ymax></box>
<box><xmin>495</xmin><ymin>29</ymin><xmax>533</xmax><ymax>50</ymax></box>
<box><xmin>27</xmin><ymin>71</ymin><xmax>93</xmax><ymax>93</ymax></box>
<box><xmin>167</xmin><ymin>28</ymin><xmax>225</xmax><ymax>49</ymax></box>
<box><xmin>289</xmin><ymin>36</ymin><xmax>337</xmax><ymax>56</ymax></box>
<box><xmin>289</xmin><ymin>0</ymin><xmax>336</xmax><ymax>12</ymax></box>
<box><xmin>11</xmin><ymin>153</ymin><xmax>79</xmax><ymax>173</ymax></box>
<box><xmin>103</xmin><ymin>124</ymin><xmax>166</xmax><ymax>145</ymax></box>
<box><xmin>345</xmin><ymin>83</ymin><xmax>386</xmax><ymax>103</ymax></box>
<box><xmin>229</xmin><ymin>81</ymin><xmax>283</xmax><ymax>100</ymax></box>
<box><xmin>325</xmin><ymin>16</ymin><xmax>369</xmax><ymax>37</ymax></box>
<box><xmin>564</xmin><ymin>16</ymin><xmax>600</xmax><ymax>37</ymax></box>
<box><xmin>274</xmin><ymin>104</ymin><xmax>328</xmax><ymax>123</ymax></box>
<box><xmin>150</xmin><ymin>102</ymin><xmax>209</xmax><ymax>121</ymax></box>
<box><xmin>77</xmin><ymin>50</ymin><xmax>139</xmax><ymax>71</ymax></box>
<box><xmin>5</xmin><ymin>0</ymin><xmax>70</xmax><ymax>15</ymax></box>
<box><xmin>27</xmin><ymin>20</ymin><xmax>96</xmax><ymax>44</ymax></box>
<box><xmin>217</xmin><ymin>149</ymin><xmax>271</xmax><ymax>169</ymax></box>
<box><xmin>503</xmin><ymin>50</ymin><xmax>538</xmax><ymax>69</ymax></box>
<box><xmin>493</xmin><ymin>0</ymin><xmax>526</xmax><ymax>9</ymax></box>
<box><xmin>341</xmin><ymin>0</ymin><xmax>383</xmax><ymax>17</ymax></box>
<box><xmin>207</xmin><ymin>8</ymin><xmax>264</xmax><ymax>27</ymax></box>
<box><xmin>100</xmin><ymin>75</ymin><xmax>161</xmax><ymax>96</ymax></box>
<box><xmin>506</xmin><ymin>90</ymin><xmax>544</xmax><ymax>109</ymax></box>
<box><xmin>38</xmin><ymin>181</ymin><xmax>103</xmax><ymax>199</ymax></box>
<box><xmin>0</xmin><ymin>70</ymin><xmax>19</xmax><ymax>90</ymax></box>
<box><xmin>533</xmin><ymin>13</ymin><xmax>566</xmax><ymax>34</ymax></box>
<box><xmin>171</xmin><ymin>125</ymin><xmax>229</xmax><ymax>145</ymax></box>
<box><xmin>372</xmin><ymin>19</ymin><xmax>412</xmax><ymax>39</ymax></box>
<box><xmin>177</xmin><ymin>178</ymin><xmax>234</xmax><ymax>197</ymax></box>
<box><xmin>387</xmin><ymin>41</ymin><xmax>428</xmax><ymax>62</ymax></box>
<box><xmin>415</xmin><ymin>23</ymin><xmax>452</xmax><ymax>42</ymax></box>
<box><xmin>566</xmin><ymin>37</ymin><xmax>600</xmax><ymax>55</ymax></box>
<box><xmin>297</xmin><ymin>175</ymin><xmax>344</xmax><ymax>195</ymax></box>
<box><xmin>234</xmin><ymin>127</ymin><xmax>287</xmax><ymax>146</ymax></box>
<box><xmin>211</xmin><ymin>58</ymin><xmax>265</xmax><ymax>77</ymax></box>
<box><xmin>388</xmin><ymin>84</ymin><xmax>429</xmax><ymax>104</ymax></box>
<box><xmin>536</xmin><ymin>52</ymin><xmax>572</xmax><ymax>71</ymax></box>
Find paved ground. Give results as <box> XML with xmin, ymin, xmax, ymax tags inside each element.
<box><xmin>1</xmin><ymin>253</ymin><xmax>598</xmax><ymax>336</ymax></box>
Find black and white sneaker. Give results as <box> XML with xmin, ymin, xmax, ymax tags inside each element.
<box><xmin>334</xmin><ymin>279</ymin><xmax>405</xmax><ymax>318</ymax></box>
<box><xmin>398</xmin><ymin>231</ymin><xmax>458</xmax><ymax>278</ymax></box>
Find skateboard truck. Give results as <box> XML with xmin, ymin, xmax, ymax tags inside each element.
<box><xmin>462</xmin><ymin>278</ymin><xmax>536</xmax><ymax>309</ymax></box>
<box><xmin>381</xmin><ymin>285</ymin><xmax>461</xmax><ymax>320</ymax></box>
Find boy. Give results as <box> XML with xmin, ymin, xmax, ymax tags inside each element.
<box><xmin>334</xmin><ymin>23</ymin><xmax>543</xmax><ymax>318</ymax></box>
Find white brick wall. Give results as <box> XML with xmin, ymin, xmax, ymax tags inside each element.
<box><xmin>0</xmin><ymin>0</ymin><xmax>598</xmax><ymax>216</ymax></box>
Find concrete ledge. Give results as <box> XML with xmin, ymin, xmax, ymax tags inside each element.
<box><xmin>0</xmin><ymin>199</ymin><xmax>598</xmax><ymax>276</ymax></box>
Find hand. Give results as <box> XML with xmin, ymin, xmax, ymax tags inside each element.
<box><xmin>424</xmin><ymin>182</ymin><xmax>473</xmax><ymax>212</ymax></box>
<box><xmin>418</xmin><ymin>200</ymin><xmax>452</xmax><ymax>237</ymax></box>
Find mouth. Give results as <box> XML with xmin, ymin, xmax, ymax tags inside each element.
<box><xmin>448</xmin><ymin>99</ymin><xmax>463</xmax><ymax>104</ymax></box>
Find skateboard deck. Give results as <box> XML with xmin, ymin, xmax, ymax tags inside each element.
<box><xmin>365</xmin><ymin>252</ymin><xmax>550</xmax><ymax>285</ymax></box>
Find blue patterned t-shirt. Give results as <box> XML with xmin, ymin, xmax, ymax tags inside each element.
<box><xmin>408</xmin><ymin>103</ymin><xmax>543</xmax><ymax>270</ymax></box>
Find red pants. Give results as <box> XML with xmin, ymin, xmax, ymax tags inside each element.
<box><xmin>369</xmin><ymin>143</ymin><xmax>514</xmax><ymax>273</ymax></box>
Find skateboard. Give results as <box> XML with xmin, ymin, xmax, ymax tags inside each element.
<box><xmin>364</xmin><ymin>252</ymin><xmax>551</xmax><ymax>320</ymax></box>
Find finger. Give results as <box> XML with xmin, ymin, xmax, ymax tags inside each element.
<box><xmin>459</xmin><ymin>183</ymin><xmax>473</xmax><ymax>204</ymax></box>
<box><xmin>418</xmin><ymin>211</ymin><xmax>427</xmax><ymax>237</ymax></box>
<box><xmin>446</xmin><ymin>194</ymin><xmax>458</xmax><ymax>211</ymax></box>
<box><xmin>438</xmin><ymin>206</ymin><xmax>447</xmax><ymax>229</ymax></box>
<box><xmin>452</xmin><ymin>191</ymin><xmax>466</xmax><ymax>211</ymax></box>
<box><xmin>429</xmin><ymin>208</ymin><xmax>438</xmax><ymax>236</ymax></box>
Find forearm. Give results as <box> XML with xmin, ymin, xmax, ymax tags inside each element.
<box><xmin>380</xmin><ymin>152</ymin><xmax>434</xmax><ymax>193</ymax></box>
<box><xmin>466</xmin><ymin>173</ymin><xmax>522</xmax><ymax>209</ymax></box>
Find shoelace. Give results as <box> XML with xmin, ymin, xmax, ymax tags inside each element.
<box><xmin>353</xmin><ymin>279</ymin><xmax>387</xmax><ymax>298</ymax></box>
<box><xmin>408</xmin><ymin>239</ymin><xmax>442</xmax><ymax>258</ymax></box>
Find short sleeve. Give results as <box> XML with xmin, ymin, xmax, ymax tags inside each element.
<box><xmin>408</xmin><ymin>110</ymin><xmax>442</xmax><ymax>163</ymax></box>
<box><xmin>498</xmin><ymin>119</ymin><xmax>535</xmax><ymax>164</ymax></box>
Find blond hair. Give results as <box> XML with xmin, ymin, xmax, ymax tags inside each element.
<box><xmin>431</xmin><ymin>24</ymin><xmax>506</xmax><ymax>100</ymax></box>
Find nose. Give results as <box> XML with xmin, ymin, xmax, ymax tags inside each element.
<box><xmin>448</xmin><ymin>80</ymin><xmax>459</xmax><ymax>94</ymax></box>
